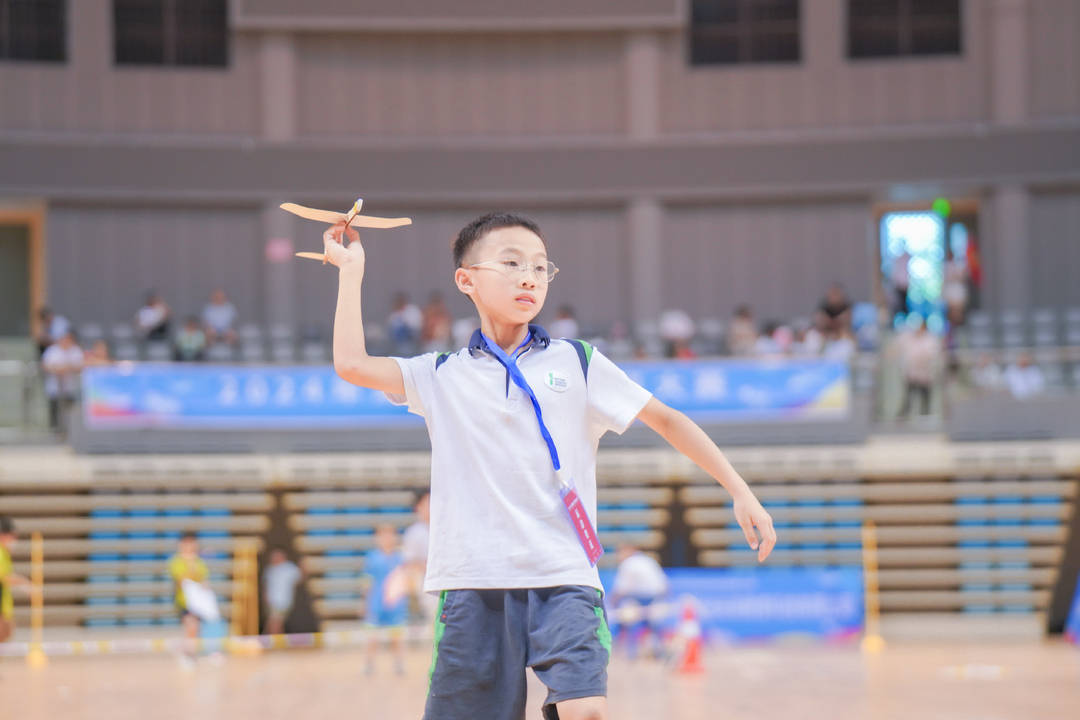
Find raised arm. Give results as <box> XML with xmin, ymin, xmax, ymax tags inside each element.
<box><xmin>322</xmin><ymin>221</ymin><xmax>405</xmax><ymax>396</ymax></box>
<box><xmin>636</xmin><ymin>397</ymin><xmax>776</xmax><ymax>562</ymax></box>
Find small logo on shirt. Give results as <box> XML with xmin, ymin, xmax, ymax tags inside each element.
<box><xmin>545</xmin><ymin>370</ymin><xmax>569</xmax><ymax>392</ymax></box>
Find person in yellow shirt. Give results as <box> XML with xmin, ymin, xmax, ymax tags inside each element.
<box><xmin>168</xmin><ymin>532</ymin><xmax>209</xmax><ymax>664</ymax></box>
<box><xmin>0</xmin><ymin>516</ymin><xmax>30</xmax><ymax>643</ymax></box>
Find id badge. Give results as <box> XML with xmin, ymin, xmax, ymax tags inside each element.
<box><xmin>560</xmin><ymin>481</ymin><xmax>604</xmax><ymax>566</ymax></box>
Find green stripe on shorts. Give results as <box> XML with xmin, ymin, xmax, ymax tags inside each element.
<box><xmin>594</xmin><ymin>590</ymin><xmax>612</xmax><ymax>655</ymax></box>
<box><xmin>427</xmin><ymin>591</ymin><xmax>448</xmax><ymax>692</ymax></box>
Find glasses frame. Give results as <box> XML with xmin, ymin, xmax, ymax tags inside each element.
<box><xmin>468</xmin><ymin>259</ymin><xmax>559</xmax><ymax>284</ymax></box>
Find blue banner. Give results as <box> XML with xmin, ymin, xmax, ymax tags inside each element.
<box><xmin>600</xmin><ymin>567</ymin><xmax>864</xmax><ymax>642</ymax></box>
<box><xmin>83</xmin><ymin>364</ymin><xmax>416</xmax><ymax>429</ymax></box>
<box><xmin>82</xmin><ymin>357</ymin><xmax>849</xmax><ymax>430</ymax></box>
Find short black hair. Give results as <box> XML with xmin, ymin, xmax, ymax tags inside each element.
<box><xmin>0</xmin><ymin>516</ymin><xmax>13</xmax><ymax>534</ymax></box>
<box><xmin>452</xmin><ymin>212</ymin><xmax>544</xmax><ymax>270</ymax></box>
<box><xmin>180</xmin><ymin>531</ymin><xmax>197</xmax><ymax>543</ymax></box>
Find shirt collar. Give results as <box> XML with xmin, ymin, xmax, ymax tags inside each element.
<box><xmin>468</xmin><ymin>324</ymin><xmax>551</xmax><ymax>358</ymax></box>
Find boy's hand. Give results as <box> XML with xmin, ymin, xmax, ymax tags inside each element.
<box><xmin>322</xmin><ymin>220</ymin><xmax>364</xmax><ymax>272</ymax></box>
<box><xmin>732</xmin><ymin>492</ymin><xmax>776</xmax><ymax>563</ymax></box>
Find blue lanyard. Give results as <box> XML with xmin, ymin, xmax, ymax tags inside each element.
<box><xmin>480</xmin><ymin>331</ymin><xmax>562</xmax><ymax>473</ymax></box>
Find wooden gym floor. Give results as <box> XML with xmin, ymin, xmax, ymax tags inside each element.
<box><xmin>2</xmin><ymin>640</ymin><xmax>1078</xmax><ymax>720</ymax></box>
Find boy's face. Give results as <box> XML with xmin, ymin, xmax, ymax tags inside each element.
<box><xmin>180</xmin><ymin>538</ymin><xmax>198</xmax><ymax>556</ymax></box>
<box><xmin>456</xmin><ymin>226</ymin><xmax>549</xmax><ymax>325</ymax></box>
<box><xmin>0</xmin><ymin>532</ymin><xmax>15</xmax><ymax>550</ymax></box>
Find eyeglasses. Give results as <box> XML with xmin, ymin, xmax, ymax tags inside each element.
<box><xmin>468</xmin><ymin>259</ymin><xmax>559</xmax><ymax>283</ymax></box>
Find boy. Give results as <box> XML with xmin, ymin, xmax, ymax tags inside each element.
<box><xmin>168</xmin><ymin>532</ymin><xmax>209</xmax><ymax>665</ymax></box>
<box><xmin>363</xmin><ymin>524</ymin><xmax>408</xmax><ymax>675</ymax></box>
<box><xmin>322</xmin><ymin>212</ymin><xmax>776</xmax><ymax>720</ymax></box>
<box><xmin>263</xmin><ymin>547</ymin><xmax>302</xmax><ymax>635</ymax></box>
<box><xmin>0</xmin><ymin>516</ymin><xmax>30</xmax><ymax>643</ymax></box>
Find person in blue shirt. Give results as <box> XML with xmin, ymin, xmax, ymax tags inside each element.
<box><xmin>364</xmin><ymin>524</ymin><xmax>407</xmax><ymax>675</ymax></box>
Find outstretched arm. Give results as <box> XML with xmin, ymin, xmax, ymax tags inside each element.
<box><xmin>322</xmin><ymin>221</ymin><xmax>405</xmax><ymax>396</ymax></box>
<box><xmin>636</xmin><ymin>397</ymin><xmax>776</xmax><ymax>562</ymax></box>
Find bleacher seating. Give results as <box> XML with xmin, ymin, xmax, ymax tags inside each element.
<box><xmin>6</xmin><ymin>486</ymin><xmax>271</xmax><ymax>628</ymax></box>
<box><xmin>682</xmin><ymin>475</ymin><xmax>1074</xmax><ymax>613</ymax></box>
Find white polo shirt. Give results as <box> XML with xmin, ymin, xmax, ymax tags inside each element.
<box><xmin>386</xmin><ymin>325</ymin><xmax>652</xmax><ymax>593</ymax></box>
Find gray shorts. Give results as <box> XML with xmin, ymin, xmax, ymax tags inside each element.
<box><xmin>424</xmin><ymin>585</ymin><xmax>611</xmax><ymax>720</ymax></box>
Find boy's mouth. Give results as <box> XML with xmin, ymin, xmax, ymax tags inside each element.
<box><xmin>514</xmin><ymin>294</ymin><xmax>536</xmax><ymax>306</ymax></box>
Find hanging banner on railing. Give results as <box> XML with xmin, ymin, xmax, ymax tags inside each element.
<box><xmin>82</xmin><ymin>358</ymin><xmax>850</xmax><ymax>430</ymax></box>
<box><xmin>599</xmin><ymin>566</ymin><xmax>864</xmax><ymax>642</ymax></box>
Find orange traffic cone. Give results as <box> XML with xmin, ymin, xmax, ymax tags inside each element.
<box><xmin>676</xmin><ymin>603</ymin><xmax>704</xmax><ymax>674</ymax></box>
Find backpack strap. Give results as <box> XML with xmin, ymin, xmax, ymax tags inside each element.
<box><xmin>435</xmin><ymin>352</ymin><xmax>452</xmax><ymax>371</ymax></box>
<box><xmin>566</xmin><ymin>339</ymin><xmax>593</xmax><ymax>383</ymax></box>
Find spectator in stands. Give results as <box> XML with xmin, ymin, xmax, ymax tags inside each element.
<box><xmin>943</xmin><ymin>251</ymin><xmax>969</xmax><ymax>326</ymax></box>
<box><xmin>387</xmin><ymin>292</ymin><xmax>422</xmax><ymax>355</ymax></box>
<box><xmin>41</xmin><ymin>331</ymin><xmax>84</xmax><ymax>433</ymax></box>
<box><xmin>605</xmin><ymin>320</ymin><xmax>634</xmax><ymax>361</ymax></box>
<box><xmin>659</xmin><ymin>309</ymin><xmax>695</xmax><ymax>358</ymax></box>
<box><xmin>819</xmin><ymin>282</ymin><xmax>853</xmax><ymax>334</ymax></box>
<box><xmin>135</xmin><ymin>291</ymin><xmax>171</xmax><ymax>341</ymax></box>
<box><xmin>364</xmin><ymin>524</ymin><xmax>408</xmax><ymax>675</ymax></box>
<box><xmin>420</xmin><ymin>291</ymin><xmax>453</xmax><ymax>353</ymax></box>
<box><xmin>202</xmin><ymin>289</ymin><xmax>238</xmax><ymax>346</ymax></box>
<box><xmin>549</xmin><ymin>304</ymin><xmax>580</xmax><ymax>340</ymax></box>
<box><xmin>451</xmin><ymin>317</ymin><xmax>477</xmax><ymax>350</ymax></box>
<box><xmin>262</xmin><ymin>548</ymin><xmax>302</xmax><ymax>636</ymax></box>
<box><xmin>1005</xmin><ymin>353</ymin><xmax>1046</xmax><ymax>400</ymax></box>
<box><xmin>169</xmin><ymin>533</ymin><xmax>209</xmax><ymax>668</ymax></box>
<box><xmin>671</xmin><ymin>338</ymin><xmax>697</xmax><ymax>360</ymax></box>
<box><xmin>898</xmin><ymin>320</ymin><xmax>941</xmax><ymax>418</ymax></box>
<box><xmin>890</xmin><ymin>251</ymin><xmax>911</xmax><ymax>318</ymax></box>
<box><xmin>0</xmin><ymin>516</ymin><xmax>30</xmax><ymax>643</ymax></box>
<box><xmin>822</xmin><ymin>326</ymin><xmax>857</xmax><ymax>362</ymax></box>
<box><xmin>34</xmin><ymin>306</ymin><xmax>71</xmax><ymax>358</ymax></box>
<box><xmin>970</xmin><ymin>353</ymin><xmax>1004</xmax><ymax>391</ymax></box>
<box><xmin>173</xmin><ymin>316</ymin><xmax>208</xmax><ymax>362</ymax></box>
<box><xmin>84</xmin><ymin>339</ymin><xmax>111</xmax><ymax>367</ymax></box>
<box><xmin>727</xmin><ymin>305</ymin><xmax>757</xmax><ymax>356</ymax></box>
<box><xmin>611</xmin><ymin>544</ymin><xmax>668</xmax><ymax>660</ymax></box>
<box><xmin>753</xmin><ymin>320</ymin><xmax>783</xmax><ymax>358</ymax></box>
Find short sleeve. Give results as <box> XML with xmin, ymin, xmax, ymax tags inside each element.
<box><xmin>383</xmin><ymin>352</ymin><xmax>439</xmax><ymax>418</ymax></box>
<box><xmin>586</xmin><ymin>348</ymin><xmax>652</xmax><ymax>435</ymax></box>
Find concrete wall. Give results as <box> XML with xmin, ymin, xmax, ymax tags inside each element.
<box><xmin>1</xmin><ymin>0</ymin><xmax>1078</xmax><ymax>331</ymax></box>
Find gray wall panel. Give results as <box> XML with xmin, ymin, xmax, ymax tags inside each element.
<box><xmin>661</xmin><ymin>201</ymin><xmax>871</xmax><ymax>323</ymax></box>
<box><xmin>46</xmin><ymin>205</ymin><xmax>263</xmax><ymax>327</ymax></box>
<box><xmin>0</xmin><ymin>27</ymin><xmax>260</xmax><ymax>135</ymax></box>
<box><xmin>295</xmin><ymin>33</ymin><xmax>624</xmax><ymax>138</ymax></box>
<box><xmin>1030</xmin><ymin>191</ymin><xmax>1080</xmax><ymax>309</ymax></box>
<box><xmin>1029</xmin><ymin>0</ymin><xmax>1080</xmax><ymax>119</ymax></box>
<box><xmin>660</xmin><ymin>0</ymin><xmax>988</xmax><ymax>133</ymax></box>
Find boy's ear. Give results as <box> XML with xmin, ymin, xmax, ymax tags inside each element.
<box><xmin>454</xmin><ymin>267</ymin><xmax>474</xmax><ymax>296</ymax></box>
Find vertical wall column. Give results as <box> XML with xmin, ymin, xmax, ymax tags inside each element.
<box><xmin>990</xmin><ymin>0</ymin><xmax>1029</xmax><ymax>125</ymax></box>
<box><xmin>625</xmin><ymin>31</ymin><xmax>660</xmax><ymax>140</ymax></box>
<box><xmin>988</xmin><ymin>0</ymin><xmax>1031</xmax><ymax>311</ymax></box>
<box><xmin>628</xmin><ymin>198</ymin><xmax>663</xmax><ymax>326</ymax></box>
<box><xmin>624</xmin><ymin>31</ymin><xmax>663</xmax><ymax>325</ymax></box>
<box><xmin>259</xmin><ymin>33</ymin><xmax>298</xmax><ymax>328</ymax></box>
<box><xmin>989</xmin><ymin>185</ymin><xmax>1030</xmax><ymax>311</ymax></box>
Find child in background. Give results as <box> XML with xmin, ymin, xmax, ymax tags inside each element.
<box><xmin>168</xmin><ymin>532</ymin><xmax>209</xmax><ymax>667</ymax></box>
<box><xmin>364</xmin><ymin>524</ymin><xmax>408</xmax><ymax>675</ymax></box>
<box><xmin>0</xmin><ymin>516</ymin><xmax>30</xmax><ymax>643</ymax></box>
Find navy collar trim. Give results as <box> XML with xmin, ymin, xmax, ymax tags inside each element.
<box><xmin>468</xmin><ymin>324</ymin><xmax>551</xmax><ymax>357</ymax></box>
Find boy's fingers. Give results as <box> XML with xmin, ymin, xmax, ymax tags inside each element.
<box><xmin>738</xmin><ymin>516</ymin><xmax>759</xmax><ymax>551</ymax></box>
<box><xmin>758</xmin><ymin>519</ymin><xmax>777</xmax><ymax>562</ymax></box>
